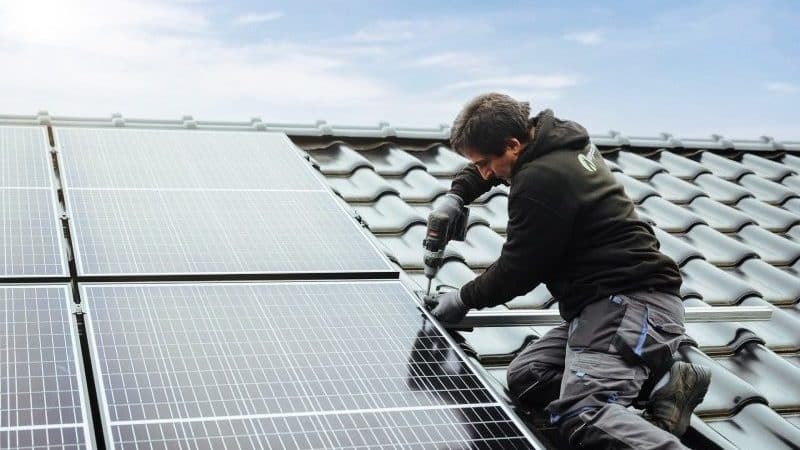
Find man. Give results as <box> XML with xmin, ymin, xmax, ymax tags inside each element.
<box><xmin>424</xmin><ymin>93</ymin><xmax>711</xmax><ymax>449</ymax></box>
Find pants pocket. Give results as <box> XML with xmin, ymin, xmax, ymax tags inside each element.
<box><xmin>567</xmin><ymin>296</ymin><xmax>627</xmax><ymax>352</ymax></box>
<box><xmin>612</xmin><ymin>297</ymin><xmax>684</xmax><ymax>380</ymax></box>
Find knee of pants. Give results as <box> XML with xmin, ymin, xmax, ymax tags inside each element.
<box><xmin>507</xmin><ymin>361</ymin><xmax>562</xmax><ymax>407</ymax></box>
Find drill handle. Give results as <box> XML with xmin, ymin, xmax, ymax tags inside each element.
<box><xmin>450</xmin><ymin>206</ymin><xmax>469</xmax><ymax>242</ymax></box>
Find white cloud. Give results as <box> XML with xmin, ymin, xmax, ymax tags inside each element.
<box><xmin>765</xmin><ymin>82</ymin><xmax>799</xmax><ymax>94</ymax></box>
<box><xmin>443</xmin><ymin>75</ymin><xmax>580</xmax><ymax>92</ymax></box>
<box><xmin>234</xmin><ymin>11</ymin><xmax>284</xmax><ymax>25</ymax></box>
<box><xmin>564</xmin><ymin>30</ymin><xmax>605</xmax><ymax>45</ymax></box>
<box><xmin>347</xmin><ymin>18</ymin><xmax>493</xmax><ymax>44</ymax></box>
<box><xmin>0</xmin><ymin>1</ymin><xmax>390</xmax><ymax>120</ymax></box>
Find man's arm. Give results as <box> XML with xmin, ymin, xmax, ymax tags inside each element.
<box><xmin>449</xmin><ymin>164</ymin><xmax>504</xmax><ymax>204</ymax></box>
<box><xmin>458</xmin><ymin>169</ymin><xmax>576</xmax><ymax>309</ymax></box>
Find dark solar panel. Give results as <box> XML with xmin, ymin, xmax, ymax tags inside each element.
<box><xmin>55</xmin><ymin>128</ymin><xmax>326</xmax><ymax>190</ymax></box>
<box><xmin>68</xmin><ymin>190</ymin><xmax>393</xmax><ymax>276</ymax></box>
<box><xmin>0</xmin><ymin>126</ymin><xmax>68</xmax><ymax>279</ymax></box>
<box><xmin>83</xmin><ymin>281</ymin><xmax>534</xmax><ymax>448</ymax></box>
<box><xmin>0</xmin><ymin>285</ymin><xmax>92</xmax><ymax>449</ymax></box>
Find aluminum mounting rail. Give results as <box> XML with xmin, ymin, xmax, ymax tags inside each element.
<box><xmin>444</xmin><ymin>305</ymin><xmax>773</xmax><ymax>329</ymax></box>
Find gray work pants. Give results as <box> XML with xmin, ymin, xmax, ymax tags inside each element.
<box><xmin>507</xmin><ymin>291</ymin><xmax>689</xmax><ymax>449</ymax></box>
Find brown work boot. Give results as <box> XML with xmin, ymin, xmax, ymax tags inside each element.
<box><xmin>644</xmin><ymin>361</ymin><xmax>711</xmax><ymax>437</ymax></box>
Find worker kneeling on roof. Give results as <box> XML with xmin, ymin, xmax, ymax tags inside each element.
<box><xmin>423</xmin><ymin>93</ymin><xmax>711</xmax><ymax>449</ymax></box>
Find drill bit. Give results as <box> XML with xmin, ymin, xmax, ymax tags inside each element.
<box><xmin>426</xmin><ymin>278</ymin><xmax>432</xmax><ymax>296</ymax></box>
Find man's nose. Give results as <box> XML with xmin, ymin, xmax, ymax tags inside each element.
<box><xmin>478</xmin><ymin>166</ymin><xmax>493</xmax><ymax>180</ymax></box>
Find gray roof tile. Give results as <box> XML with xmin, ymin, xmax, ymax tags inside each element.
<box><xmin>377</xmin><ymin>224</ymin><xmax>463</xmax><ymax>269</ymax></box>
<box><xmin>409</xmin><ymin>145</ymin><xmax>469</xmax><ymax>177</ymax></box>
<box><xmin>783</xmin><ymin>197</ymin><xmax>800</xmax><ymax>216</ymax></box>
<box><xmin>783</xmin><ymin>175</ymin><xmax>800</xmax><ymax>193</ymax></box>
<box><xmin>736</xmin><ymin>197</ymin><xmax>800</xmax><ymax>232</ymax></box>
<box><xmin>384</xmin><ymin>168</ymin><xmax>448</xmax><ymax>203</ymax></box>
<box><xmin>610</xmin><ymin>151</ymin><xmax>666</xmax><ymax>179</ymax></box>
<box><xmin>613</xmin><ymin>172</ymin><xmax>659</xmax><ymax>203</ymax></box>
<box><xmin>681</xmin><ymin>225</ymin><xmax>757</xmax><ymax>267</ymax></box>
<box><xmin>731</xmin><ymin>259</ymin><xmax>800</xmax><ymax>305</ymax></box>
<box><xmin>459</xmin><ymin>327</ymin><xmax>537</xmax><ymax>364</ymax></box>
<box><xmin>467</xmin><ymin>195</ymin><xmax>509</xmax><ymax>234</ymax></box>
<box><xmin>788</xmin><ymin>225</ymin><xmax>800</xmax><ymax>243</ymax></box>
<box><xmin>707</xmin><ymin>403</ymin><xmax>800</xmax><ymax>450</ymax></box>
<box><xmin>738</xmin><ymin>298</ymin><xmax>800</xmax><ymax>352</ymax></box>
<box><xmin>680</xmin><ymin>259</ymin><xmax>761</xmax><ymax>305</ymax></box>
<box><xmin>326</xmin><ymin>167</ymin><xmax>396</xmax><ymax>202</ymax></box>
<box><xmin>741</xmin><ymin>153</ymin><xmax>797</xmax><ymax>181</ymax></box>
<box><xmin>360</xmin><ymin>144</ymin><xmax>426</xmax><ymax>176</ymax></box>
<box><xmin>353</xmin><ymin>194</ymin><xmax>425</xmax><ymax>234</ymax></box>
<box><xmin>716</xmin><ymin>342</ymin><xmax>800</xmax><ymax>411</ymax></box>
<box><xmin>782</xmin><ymin>154</ymin><xmax>800</xmax><ymax>172</ymax></box>
<box><xmin>637</xmin><ymin>196</ymin><xmax>706</xmax><ymax>232</ymax></box>
<box><xmin>658</xmin><ymin>151</ymin><xmax>710</xmax><ymax>180</ymax></box>
<box><xmin>686</xmin><ymin>196</ymin><xmax>755</xmax><ymax>232</ymax></box>
<box><xmin>693</xmin><ymin>173</ymin><xmax>753</xmax><ymax>204</ymax></box>
<box><xmin>448</xmin><ymin>225</ymin><xmax>505</xmax><ymax>269</ymax></box>
<box><xmin>738</xmin><ymin>173</ymin><xmax>799</xmax><ymax>205</ymax></box>
<box><xmin>647</xmin><ymin>173</ymin><xmax>706</xmax><ymax>204</ymax></box>
<box><xmin>699</xmin><ymin>152</ymin><xmax>754</xmax><ymax>180</ymax></box>
<box><xmin>408</xmin><ymin>260</ymin><xmax>475</xmax><ymax>292</ymax></box>
<box><xmin>652</xmin><ymin>227</ymin><xmax>703</xmax><ymax>267</ymax></box>
<box><xmin>734</xmin><ymin>225</ymin><xmax>800</xmax><ymax>266</ymax></box>
<box><xmin>306</xmin><ymin>143</ymin><xmax>372</xmax><ymax>175</ymax></box>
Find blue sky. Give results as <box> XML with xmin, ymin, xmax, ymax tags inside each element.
<box><xmin>1</xmin><ymin>1</ymin><xmax>797</xmax><ymax>139</ymax></box>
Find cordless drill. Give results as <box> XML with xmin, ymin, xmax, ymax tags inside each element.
<box><xmin>422</xmin><ymin>207</ymin><xmax>469</xmax><ymax>295</ymax></box>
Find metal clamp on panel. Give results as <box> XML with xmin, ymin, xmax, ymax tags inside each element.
<box><xmin>443</xmin><ymin>305</ymin><xmax>774</xmax><ymax>329</ymax></box>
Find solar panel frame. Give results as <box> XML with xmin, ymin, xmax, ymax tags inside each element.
<box><xmin>81</xmin><ymin>280</ymin><xmax>539</xmax><ymax>449</ymax></box>
<box><xmin>0</xmin><ymin>284</ymin><xmax>96</xmax><ymax>449</ymax></box>
<box><xmin>0</xmin><ymin>126</ymin><xmax>69</xmax><ymax>280</ymax></box>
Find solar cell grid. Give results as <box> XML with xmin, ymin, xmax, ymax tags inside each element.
<box><xmin>68</xmin><ymin>190</ymin><xmax>392</xmax><ymax>276</ymax></box>
<box><xmin>0</xmin><ymin>285</ymin><xmax>91</xmax><ymax>449</ymax></box>
<box><xmin>85</xmin><ymin>282</ymin><xmax>493</xmax><ymax>422</ymax></box>
<box><xmin>56</xmin><ymin>128</ymin><xmax>325</xmax><ymax>191</ymax></box>
<box><xmin>1</xmin><ymin>189</ymin><xmax>68</xmax><ymax>278</ymax></box>
<box><xmin>0</xmin><ymin>126</ymin><xmax>51</xmax><ymax>188</ymax></box>
<box><xmin>109</xmin><ymin>406</ymin><xmax>531</xmax><ymax>449</ymax></box>
<box><xmin>83</xmin><ymin>281</ymin><xmax>534</xmax><ymax>448</ymax></box>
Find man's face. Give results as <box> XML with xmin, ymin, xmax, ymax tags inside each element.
<box><xmin>462</xmin><ymin>138</ymin><xmax>523</xmax><ymax>182</ymax></box>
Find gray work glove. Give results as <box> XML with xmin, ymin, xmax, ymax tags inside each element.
<box><xmin>432</xmin><ymin>193</ymin><xmax>465</xmax><ymax>221</ymax></box>
<box><xmin>424</xmin><ymin>290</ymin><xmax>469</xmax><ymax>323</ymax></box>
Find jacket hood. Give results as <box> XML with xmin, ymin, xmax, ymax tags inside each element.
<box><xmin>512</xmin><ymin>109</ymin><xmax>590</xmax><ymax>175</ymax></box>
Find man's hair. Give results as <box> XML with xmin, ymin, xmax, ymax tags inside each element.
<box><xmin>450</xmin><ymin>92</ymin><xmax>532</xmax><ymax>156</ymax></box>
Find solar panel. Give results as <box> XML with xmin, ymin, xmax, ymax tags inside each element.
<box><xmin>1</xmin><ymin>189</ymin><xmax>68</xmax><ymax>278</ymax></box>
<box><xmin>0</xmin><ymin>126</ymin><xmax>68</xmax><ymax>279</ymax></box>
<box><xmin>67</xmin><ymin>190</ymin><xmax>393</xmax><ymax>277</ymax></box>
<box><xmin>55</xmin><ymin>128</ymin><xmax>326</xmax><ymax>190</ymax></box>
<box><xmin>0</xmin><ymin>126</ymin><xmax>52</xmax><ymax>188</ymax></box>
<box><xmin>0</xmin><ymin>285</ymin><xmax>93</xmax><ymax>449</ymax></box>
<box><xmin>82</xmin><ymin>281</ymin><xmax>535</xmax><ymax>448</ymax></box>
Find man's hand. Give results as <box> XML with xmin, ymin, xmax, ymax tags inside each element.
<box><xmin>429</xmin><ymin>194</ymin><xmax>466</xmax><ymax>233</ymax></box>
<box><xmin>424</xmin><ymin>290</ymin><xmax>470</xmax><ymax>323</ymax></box>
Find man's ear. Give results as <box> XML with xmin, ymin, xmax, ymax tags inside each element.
<box><xmin>506</xmin><ymin>137</ymin><xmax>522</xmax><ymax>155</ymax></box>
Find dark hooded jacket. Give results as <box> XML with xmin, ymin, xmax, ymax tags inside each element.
<box><xmin>451</xmin><ymin>109</ymin><xmax>682</xmax><ymax>321</ymax></box>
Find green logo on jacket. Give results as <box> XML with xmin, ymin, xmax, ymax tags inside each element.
<box><xmin>578</xmin><ymin>153</ymin><xmax>597</xmax><ymax>173</ymax></box>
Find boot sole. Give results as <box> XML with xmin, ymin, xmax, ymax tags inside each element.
<box><xmin>673</xmin><ymin>365</ymin><xmax>711</xmax><ymax>437</ymax></box>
